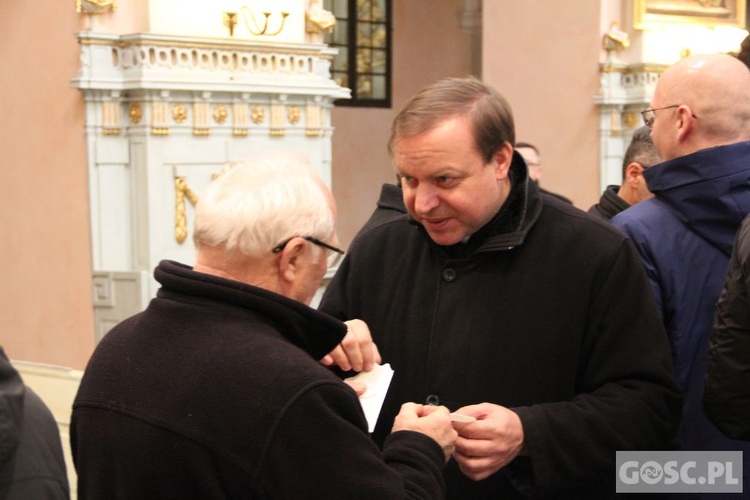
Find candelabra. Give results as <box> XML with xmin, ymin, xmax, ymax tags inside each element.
<box><xmin>241</xmin><ymin>6</ymin><xmax>289</xmax><ymax>36</ymax></box>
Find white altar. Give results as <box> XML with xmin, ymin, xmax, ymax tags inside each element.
<box><xmin>72</xmin><ymin>29</ymin><xmax>349</xmax><ymax>340</ymax></box>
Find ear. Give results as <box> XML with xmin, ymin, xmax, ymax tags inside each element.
<box><xmin>676</xmin><ymin>105</ymin><xmax>696</xmax><ymax>142</ymax></box>
<box><xmin>277</xmin><ymin>237</ymin><xmax>306</xmax><ymax>283</ymax></box>
<box><xmin>624</xmin><ymin>162</ymin><xmax>644</xmax><ymax>188</ymax></box>
<box><xmin>493</xmin><ymin>142</ymin><xmax>514</xmax><ymax>180</ymax></box>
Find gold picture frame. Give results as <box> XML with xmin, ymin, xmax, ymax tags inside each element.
<box><xmin>634</xmin><ymin>0</ymin><xmax>746</xmax><ymax>29</ymax></box>
<box><xmin>76</xmin><ymin>0</ymin><xmax>116</xmax><ymax>15</ymax></box>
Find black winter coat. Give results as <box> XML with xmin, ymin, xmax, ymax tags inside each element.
<box><xmin>320</xmin><ymin>155</ymin><xmax>682</xmax><ymax>498</ymax></box>
<box><xmin>0</xmin><ymin>348</ymin><xmax>69</xmax><ymax>499</ymax></box>
<box><xmin>705</xmin><ymin>214</ymin><xmax>750</xmax><ymax>441</ymax></box>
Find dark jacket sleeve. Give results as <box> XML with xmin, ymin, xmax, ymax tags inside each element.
<box><xmin>507</xmin><ymin>239</ymin><xmax>682</xmax><ymax>494</ymax></box>
<box><xmin>704</xmin><ymin>217</ymin><xmax>750</xmax><ymax>441</ymax></box>
<box><xmin>255</xmin><ymin>381</ymin><xmax>445</xmax><ymax>499</ymax></box>
<box><xmin>0</xmin><ymin>349</ymin><xmax>69</xmax><ymax>499</ymax></box>
<box><xmin>0</xmin><ymin>349</ymin><xmax>24</xmax><ymax>469</ymax></box>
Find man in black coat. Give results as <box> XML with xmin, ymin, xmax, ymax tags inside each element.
<box><xmin>319</xmin><ymin>77</ymin><xmax>682</xmax><ymax>498</ymax></box>
<box><xmin>72</xmin><ymin>153</ymin><xmax>457</xmax><ymax>499</ymax></box>
<box><xmin>705</xmin><ymin>213</ymin><xmax>750</xmax><ymax>441</ymax></box>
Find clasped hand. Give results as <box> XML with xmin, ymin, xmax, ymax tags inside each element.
<box><xmin>450</xmin><ymin>403</ymin><xmax>525</xmax><ymax>481</ymax></box>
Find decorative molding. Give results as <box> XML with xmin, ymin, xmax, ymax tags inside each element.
<box><xmin>634</xmin><ymin>0</ymin><xmax>746</xmax><ymax>29</ymax></box>
<box><xmin>76</xmin><ymin>0</ymin><xmax>115</xmax><ymax>15</ymax></box>
<box><xmin>306</xmin><ymin>103</ymin><xmax>323</xmax><ymax>137</ymax></box>
<box><xmin>101</xmin><ymin>99</ymin><xmax>121</xmax><ymax>134</ymax></box>
<box><xmin>270</xmin><ymin>102</ymin><xmax>285</xmax><ymax>136</ymax></box>
<box><xmin>151</xmin><ymin>101</ymin><xmax>171</xmax><ymax>135</ymax></box>
<box><xmin>72</xmin><ymin>32</ymin><xmax>350</xmax><ymax>98</ymax></box>
<box><xmin>595</xmin><ymin>61</ymin><xmax>669</xmax><ymax>192</ymax></box>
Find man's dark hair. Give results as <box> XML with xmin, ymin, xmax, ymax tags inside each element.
<box><xmin>389</xmin><ymin>76</ymin><xmax>515</xmax><ymax>163</ymax></box>
<box><xmin>622</xmin><ymin>126</ymin><xmax>661</xmax><ymax>177</ymax></box>
<box><xmin>737</xmin><ymin>34</ymin><xmax>750</xmax><ymax>70</ymax></box>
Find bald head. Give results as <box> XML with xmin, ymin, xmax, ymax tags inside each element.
<box><xmin>651</xmin><ymin>54</ymin><xmax>750</xmax><ymax>159</ymax></box>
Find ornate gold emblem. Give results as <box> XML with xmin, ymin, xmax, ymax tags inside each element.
<box><xmin>172</xmin><ymin>104</ymin><xmax>188</xmax><ymax>123</ymax></box>
<box><xmin>129</xmin><ymin>104</ymin><xmax>142</xmax><ymax>124</ymax></box>
<box><xmin>288</xmin><ymin>106</ymin><xmax>301</xmax><ymax>125</ymax></box>
<box><xmin>213</xmin><ymin>105</ymin><xmax>229</xmax><ymax>124</ymax></box>
<box><xmin>251</xmin><ymin>106</ymin><xmax>265</xmax><ymax>124</ymax></box>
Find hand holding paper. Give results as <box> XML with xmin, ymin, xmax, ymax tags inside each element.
<box><xmin>344</xmin><ymin>363</ymin><xmax>394</xmax><ymax>432</ymax></box>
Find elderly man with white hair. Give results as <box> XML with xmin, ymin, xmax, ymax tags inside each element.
<box><xmin>71</xmin><ymin>152</ymin><xmax>457</xmax><ymax>499</ymax></box>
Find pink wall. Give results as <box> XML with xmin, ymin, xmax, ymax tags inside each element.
<box><xmin>0</xmin><ymin>2</ymin><xmax>95</xmax><ymax>369</ymax></box>
<box><xmin>331</xmin><ymin>0</ymin><xmax>475</xmax><ymax>246</ymax></box>
<box><xmin>483</xmin><ymin>1</ymin><xmax>603</xmax><ymax>209</ymax></box>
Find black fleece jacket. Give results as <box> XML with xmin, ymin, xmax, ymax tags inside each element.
<box><xmin>72</xmin><ymin>261</ymin><xmax>446</xmax><ymax>499</ymax></box>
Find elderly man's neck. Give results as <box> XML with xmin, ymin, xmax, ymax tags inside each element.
<box><xmin>194</xmin><ymin>244</ymin><xmax>277</xmax><ymax>290</ymax></box>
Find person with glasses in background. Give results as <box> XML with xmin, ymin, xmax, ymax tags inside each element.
<box><xmin>588</xmin><ymin>125</ymin><xmax>661</xmax><ymax>221</ymax></box>
<box><xmin>71</xmin><ymin>152</ymin><xmax>458</xmax><ymax>499</ymax></box>
<box><xmin>612</xmin><ymin>53</ymin><xmax>750</xmax><ymax>497</ymax></box>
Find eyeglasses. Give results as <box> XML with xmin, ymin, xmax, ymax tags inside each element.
<box><xmin>641</xmin><ymin>105</ymin><xmax>680</xmax><ymax>129</ymax></box>
<box><xmin>272</xmin><ymin>236</ymin><xmax>345</xmax><ymax>268</ymax></box>
<box><xmin>640</xmin><ymin>103</ymin><xmax>703</xmax><ymax>130</ymax></box>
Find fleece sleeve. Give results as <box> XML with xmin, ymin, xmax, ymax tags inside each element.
<box><xmin>253</xmin><ymin>380</ymin><xmax>445</xmax><ymax>499</ymax></box>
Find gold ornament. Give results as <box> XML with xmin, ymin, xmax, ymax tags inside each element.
<box><xmin>129</xmin><ymin>104</ymin><xmax>142</xmax><ymax>124</ymax></box>
<box><xmin>172</xmin><ymin>104</ymin><xmax>188</xmax><ymax>123</ymax></box>
<box><xmin>214</xmin><ymin>105</ymin><xmax>229</xmax><ymax>124</ymax></box>
<box><xmin>251</xmin><ymin>106</ymin><xmax>265</xmax><ymax>124</ymax></box>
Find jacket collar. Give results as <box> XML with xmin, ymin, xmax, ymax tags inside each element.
<box><xmin>644</xmin><ymin>141</ymin><xmax>750</xmax><ymax>255</ymax></box>
<box><xmin>154</xmin><ymin>260</ymin><xmax>347</xmax><ymax>361</ymax></box>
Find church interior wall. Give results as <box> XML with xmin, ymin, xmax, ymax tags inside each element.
<box><xmin>483</xmin><ymin>0</ymin><xmax>604</xmax><ymax>209</ymax></box>
<box><xmin>0</xmin><ymin>1</ymin><xmax>95</xmax><ymax>369</ymax></box>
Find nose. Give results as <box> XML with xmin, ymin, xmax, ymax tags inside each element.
<box><xmin>413</xmin><ymin>184</ymin><xmax>439</xmax><ymax>215</ymax></box>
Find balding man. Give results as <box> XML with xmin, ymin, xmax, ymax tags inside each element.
<box><xmin>612</xmin><ymin>54</ymin><xmax>750</xmax><ymax>493</ymax></box>
<box><xmin>71</xmin><ymin>153</ymin><xmax>457</xmax><ymax>499</ymax></box>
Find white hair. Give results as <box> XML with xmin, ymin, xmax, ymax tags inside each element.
<box><xmin>193</xmin><ymin>152</ymin><xmax>334</xmax><ymax>259</ymax></box>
